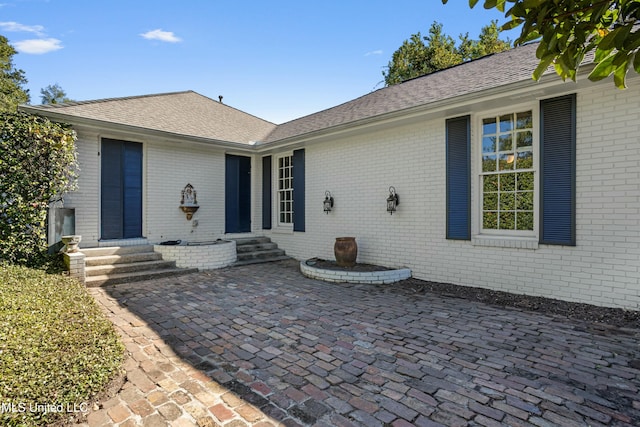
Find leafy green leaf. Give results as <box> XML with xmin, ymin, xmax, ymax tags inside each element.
<box><xmin>634</xmin><ymin>51</ymin><xmax>640</xmax><ymax>74</ymax></box>
<box><xmin>532</xmin><ymin>55</ymin><xmax>554</xmax><ymax>80</ymax></box>
<box><xmin>613</xmin><ymin>61</ymin><xmax>629</xmax><ymax>88</ymax></box>
<box><xmin>589</xmin><ymin>53</ymin><xmax>617</xmax><ymax>81</ymax></box>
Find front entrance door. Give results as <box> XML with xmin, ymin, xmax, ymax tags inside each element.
<box><xmin>101</xmin><ymin>139</ymin><xmax>143</xmax><ymax>240</ymax></box>
<box><xmin>225</xmin><ymin>155</ymin><xmax>251</xmax><ymax>233</ymax></box>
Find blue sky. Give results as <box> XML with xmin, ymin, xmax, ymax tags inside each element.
<box><xmin>2</xmin><ymin>0</ymin><xmax>516</xmax><ymax>124</ymax></box>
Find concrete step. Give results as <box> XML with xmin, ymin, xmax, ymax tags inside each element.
<box><xmin>85</xmin><ymin>252</ymin><xmax>163</xmax><ymax>266</ymax></box>
<box><xmin>85</xmin><ymin>267</ymin><xmax>199</xmax><ymax>287</ymax></box>
<box><xmin>82</xmin><ymin>244</ymin><xmax>197</xmax><ymax>287</ymax></box>
<box><xmin>237</xmin><ymin>248</ymin><xmax>286</xmax><ymax>262</ymax></box>
<box><xmin>236</xmin><ymin>242</ymin><xmax>278</xmax><ymax>253</ymax></box>
<box><xmin>230</xmin><ymin>236</ymin><xmax>289</xmax><ymax>266</ymax></box>
<box><xmin>85</xmin><ymin>260</ymin><xmax>177</xmax><ymax>277</ymax></box>
<box><xmin>232</xmin><ymin>255</ymin><xmax>292</xmax><ymax>267</ymax></box>
<box><xmin>233</xmin><ymin>236</ymin><xmax>271</xmax><ymax>246</ymax></box>
<box><xmin>81</xmin><ymin>245</ymin><xmax>154</xmax><ymax>257</ymax></box>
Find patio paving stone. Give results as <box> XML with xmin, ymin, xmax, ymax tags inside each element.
<box><xmin>78</xmin><ymin>259</ymin><xmax>640</xmax><ymax>426</ymax></box>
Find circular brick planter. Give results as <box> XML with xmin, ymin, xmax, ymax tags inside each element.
<box><xmin>300</xmin><ymin>260</ymin><xmax>411</xmax><ymax>284</ymax></box>
<box><xmin>154</xmin><ymin>240</ymin><xmax>236</xmax><ymax>270</ymax></box>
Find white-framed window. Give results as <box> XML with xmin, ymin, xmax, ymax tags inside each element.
<box><xmin>277</xmin><ymin>154</ymin><xmax>293</xmax><ymax>226</ymax></box>
<box><xmin>479</xmin><ymin>107</ymin><xmax>537</xmax><ymax>236</ymax></box>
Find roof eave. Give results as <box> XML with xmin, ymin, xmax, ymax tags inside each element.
<box><xmin>255</xmin><ymin>63</ymin><xmax>618</xmax><ymax>152</ymax></box>
<box><xmin>18</xmin><ymin>105</ymin><xmax>257</xmax><ymax>151</ymax></box>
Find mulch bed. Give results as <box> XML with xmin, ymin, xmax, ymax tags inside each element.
<box><xmin>305</xmin><ymin>258</ymin><xmax>640</xmax><ymax>330</ymax></box>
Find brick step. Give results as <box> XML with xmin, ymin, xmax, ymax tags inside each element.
<box><xmin>85</xmin><ymin>260</ymin><xmax>177</xmax><ymax>277</ymax></box>
<box><xmin>85</xmin><ymin>267</ymin><xmax>198</xmax><ymax>287</ymax></box>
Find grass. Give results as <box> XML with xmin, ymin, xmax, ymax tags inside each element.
<box><xmin>0</xmin><ymin>264</ymin><xmax>124</xmax><ymax>426</ymax></box>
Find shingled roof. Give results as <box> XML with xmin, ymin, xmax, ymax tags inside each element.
<box><xmin>24</xmin><ymin>42</ymin><xmax>580</xmax><ymax>147</ymax></box>
<box><xmin>25</xmin><ymin>91</ymin><xmax>276</xmax><ymax>144</ymax></box>
<box><xmin>263</xmin><ymin>42</ymin><xmax>545</xmax><ymax>143</ymax></box>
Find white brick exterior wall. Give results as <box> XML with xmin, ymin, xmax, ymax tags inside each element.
<box><xmin>255</xmin><ymin>84</ymin><xmax>640</xmax><ymax>310</ymax></box>
<box><xmin>62</xmin><ymin>129</ymin><xmax>227</xmax><ymax>248</ymax></box>
<box><xmin>61</xmin><ymin>129</ymin><xmax>100</xmax><ymax>245</ymax></box>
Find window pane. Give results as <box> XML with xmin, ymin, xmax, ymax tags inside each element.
<box><xmin>516</xmin><ymin>111</ymin><xmax>532</xmax><ymax>129</ymax></box>
<box><xmin>499</xmin><ymin>114</ymin><xmax>513</xmax><ymax>132</ymax></box>
<box><xmin>516</xmin><ymin>131</ymin><xmax>532</xmax><ymax>148</ymax></box>
<box><xmin>483</xmin><ymin>193</ymin><xmax>498</xmax><ymax>210</ymax></box>
<box><xmin>483</xmin><ymin>118</ymin><xmax>496</xmax><ymax>135</ymax></box>
<box><xmin>482</xmin><ymin>155</ymin><xmax>497</xmax><ymax>172</ymax></box>
<box><xmin>483</xmin><ymin>211</ymin><xmax>498</xmax><ymax>229</ymax></box>
<box><xmin>499</xmin><ymin>134</ymin><xmax>512</xmax><ymax>151</ymax></box>
<box><xmin>500</xmin><ymin>192</ymin><xmax>515</xmax><ymax>211</ymax></box>
<box><xmin>500</xmin><ymin>173</ymin><xmax>515</xmax><ymax>191</ymax></box>
<box><xmin>517</xmin><ymin>211</ymin><xmax>534</xmax><ymax>230</ymax></box>
<box><xmin>499</xmin><ymin>211</ymin><xmax>515</xmax><ymax>229</ymax></box>
<box><xmin>516</xmin><ymin>191</ymin><xmax>534</xmax><ymax>210</ymax></box>
<box><xmin>517</xmin><ymin>172</ymin><xmax>534</xmax><ymax>191</ymax></box>
<box><xmin>483</xmin><ymin>174</ymin><xmax>498</xmax><ymax>192</ymax></box>
<box><xmin>482</xmin><ymin>136</ymin><xmax>496</xmax><ymax>153</ymax></box>
<box><xmin>499</xmin><ymin>153</ymin><xmax>514</xmax><ymax>171</ymax></box>
<box><xmin>516</xmin><ymin>151</ymin><xmax>533</xmax><ymax>169</ymax></box>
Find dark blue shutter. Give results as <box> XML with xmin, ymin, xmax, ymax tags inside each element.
<box><xmin>292</xmin><ymin>149</ymin><xmax>305</xmax><ymax>232</ymax></box>
<box><xmin>540</xmin><ymin>94</ymin><xmax>576</xmax><ymax>246</ymax></box>
<box><xmin>262</xmin><ymin>156</ymin><xmax>272</xmax><ymax>230</ymax></box>
<box><xmin>446</xmin><ymin>116</ymin><xmax>471</xmax><ymax>240</ymax></box>
<box><xmin>122</xmin><ymin>142</ymin><xmax>143</xmax><ymax>238</ymax></box>
<box><xmin>101</xmin><ymin>140</ymin><xmax>123</xmax><ymax>239</ymax></box>
<box><xmin>101</xmin><ymin>139</ymin><xmax>142</xmax><ymax>240</ymax></box>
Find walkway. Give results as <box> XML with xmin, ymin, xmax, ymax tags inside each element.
<box><xmin>82</xmin><ymin>259</ymin><xmax>640</xmax><ymax>426</ymax></box>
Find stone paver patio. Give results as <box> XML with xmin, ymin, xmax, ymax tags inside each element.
<box><xmin>83</xmin><ymin>259</ymin><xmax>640</xmax><ymax>426</ymax></box>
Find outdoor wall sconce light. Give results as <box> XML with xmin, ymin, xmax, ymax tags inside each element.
<box><xmin>180</xmin><ymin>183</ymin><xmax>199</xmax><ymax>220</ymax></box>
<box><xmin>387</xmin><ymin>186</ymin><xmax>399</xmax><ymax>215</ymax></box>
<box><xmin>323</xmin><ymin>190</ymin><xmax>334</xmax><ymax>214</ymax></box>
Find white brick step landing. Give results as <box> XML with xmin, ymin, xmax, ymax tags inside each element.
<box><xmin>83</xmin><ymin>245</ymin><xmax>197</xmax><ymax>287</ymax></box>
<box><xmin>232</xmin><ymin>237</ymin><xmax>290</xmax><ymax>266</ymax></box>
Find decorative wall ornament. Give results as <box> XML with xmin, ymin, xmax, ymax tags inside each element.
<box><xmin>180</xmin><ymin>183</ymin><xmax>199</xmax><ymax>220</ymax></box>
<box><xmin>387</xmin><ymin>186</ymin><xmax>399</xmax><ymax>214</ymax></box>
<box><xmin>323</xmin><ymin>190</ymin><xmax>334</xmax><ymax>214</ymax></box>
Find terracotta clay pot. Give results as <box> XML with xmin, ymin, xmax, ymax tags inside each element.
<box><xmin>334</xmin><ymin>237</ymin><xmax>357</xmax><ymax>267</ymax></box>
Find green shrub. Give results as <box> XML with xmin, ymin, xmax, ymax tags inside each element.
<box><xmin>0</xmin><ymin>265</ymin><xmax>124</xmax><ymax>426</ymax></box>
<box><xmin>0</xmin><ymin>112</ymin><xmax>78</xmax><ymax>268</ymax></box>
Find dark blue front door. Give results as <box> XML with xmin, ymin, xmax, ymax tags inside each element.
<box><xmin>101</xmin><ymin>139</ymin><xmax>142</xmax><ymax>240</ymax></box>
<box><xmin>225</xmin><ymin>155</ymin><xmax>251</xmax><ymax>233</ymax></box>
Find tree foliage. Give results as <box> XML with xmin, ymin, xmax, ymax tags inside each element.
<box><xmin>442</xmin><ymin>0</ymin><xmax>640</xmax><ymax>88</ymax></box>
<box><xmin>384</xmin><ymin>21</ymin><xmax>511</xmax><ymax>85</ymax></box>
<box><xmin>40</xmin><ymin>83</ymin><xmax>73</xmax><ymax>105</ymax></box>
<box><xmin>0</xmin><ymin>112</ymin><xmax>78</xmax><ymax>267</ymax></box>
<box><xmin>0</xmin><ymin>35</ymin><xmax>30</xmax><ymax>112</ymax></box>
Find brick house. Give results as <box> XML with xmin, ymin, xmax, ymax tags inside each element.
<box><xmin>21</xmin><ymin>43</ymin><xmax>640</xmax><ymax>309</ymax></box>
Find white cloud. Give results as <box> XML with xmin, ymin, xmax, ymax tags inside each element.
<box><xmin>0</xmin><ymin>21</ymin><xmax>45</xmax><ymax>35</ymax></box>
<box><xmin>140</xmin><ymin>29</ymin><xmax>181</xmax><ymax>43</ymax></box>
<box><xmin>14</xmin><ymin>38</ymin><xmax>63</xmax><ymax>54</ymax></box>
<box><xmin>365</xmin><ymin>50</ymin><xmax>384</xmax><ymax>56</ymax></box>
